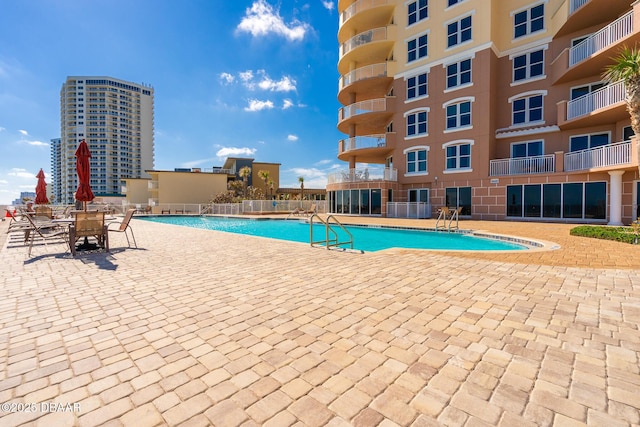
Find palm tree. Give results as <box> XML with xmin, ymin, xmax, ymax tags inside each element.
<box><xmin>258</xmin><ymin>169</ymin><xmax>270</xmax><ymax>199</ymax></box>
<box><xmin>239</xmin><ymin>166</ymin><xmax>252</xmax><ymax>198</ymax></box>
<box><xmin>298</xmin><ymin>176</ymin><xmax>305</xmax><ymax>201</ymax></box>
<box><xmin>603</xmin><ymin>45</ymin><xmax>640</xmax><ymax>136</ymax></box>
<box><xmin>268</xmin><ymin>179</ymin><xmax>275</xmax><ymax>199</ymax></box>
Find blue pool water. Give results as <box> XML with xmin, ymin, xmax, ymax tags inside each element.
<box><xmin>140</xmin><ymin>216</ymin><xmax>528</xmax><ymax>252</ymax></box>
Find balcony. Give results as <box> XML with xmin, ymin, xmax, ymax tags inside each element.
<box><xmin>490</xmin><ymin>155</ymin><xmax>556</xmax><ymax>176</ymax></box>
<box><xmin>339</xmin><ymin>0</ymin><xmax>394</xmax><ymax>38</ymax></box>
<box><xmin>338</xmin><ymin>27</ymin><xmax>395</xmax><ymax>74</ymax></box>
<box><xmin>327</xmin><ymin>167</ymin><xmax>397</xmax><ymax>184</ymax></box>
<box><xmin>558</xmin><ymin>80</ymin><xmax>627</xmax><ymax>129</ymax></box>
<box><xmin>337</xmin><ymin>98</ymin><xmax>391</xmax><ymax>134</ymax></box>
<box><xmin>338</xmin><ymin>134</ymin><xmax>393</xmax><ymax>162</ymax></box>
<box><xmin>554</xmin><ymin>0</ymin><xmax>630</xmax><ymax>38</ymax></box>
<box><xmin>551</xmin><ymin>7</ymin><xmax>640</xmax><ymax>84</ymax></box>
<box><xmin>564</xmin><ymin>140</ymin><xmax>635</xmax><ymax>172</ymax></box>
<box><xmin>338</xmin><ymin>63</ymin><xmax>392</xmax><ymax>104</ymax></box>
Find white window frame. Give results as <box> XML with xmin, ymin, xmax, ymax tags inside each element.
<box><xmin>509</xmin><ymin>90</ymin><xmax>546</xmax><ymax>127</ymax></box>
<box><xmin>444</xmin><ymin>57</ymin><xmax>473</xmax><ymax>91</ymax></box>
<box><xmin>404</xmin><ymin>108</ymin><xmax>430</xmax><ymax>139</ymax></box>
<box><xmin>408</xmin><ymin>188</ymin><xmax>430</xmax><ymax>203</ymax></box>
<box><xmin>403</xmin><ymin>145</ymin><xmax>430</xmax><ymax>176</ymax></box>
<box><xmin>406</xmin><ymin>72</ymin><xmax>428</xmax><ymax>102</ymax></box>
<box><xmin>446</xmin><ymin>0</ymin><xmax>468</xmax><ymax>9</ymax></box>
<box><xmin>510</xmin><ymin>46</ymin><xmax>547</xmax><ymax>85</ymax></box>
<box><xmin>512</xmin><ymin>1</ymin><xmax>546</xmax><ymax>40</ymax></box>
<box><xmin>407</xmin><ymin>31</ymin><xmax>429</xmax><ymax>63</ymax></box>
<box><xmin>443</xmin><ymin>139</ymin><xmax>473</xmax><ymax>173</ymax></box>
<box><xmin>443</xmin><ymin>97</ymin><xmax>474</xmax><ymax>132</ymax></box>
<box><xmin>510</xmin><ymin>140</ymin><xmax>544</xmax><ymax>158</ymax></box>
<box><xmin>407</xmin><ymin>0</ymin><xmax>428</xmax><ymax>27</ymax></box>
<box><xmin>569</xmin><ymin>132</ymin><xmax>611</xmax><ymax>152</ymax></box>
<box><xmin>445</xmin><ymin>13</ymin><xmax>473</xmax><ymax>49</ymax></box>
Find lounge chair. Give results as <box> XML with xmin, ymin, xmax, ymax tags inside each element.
<box><xmin>23</xmin><ymin>213</ymin><xmax>69</xmax><ymax>257</ymax></box>
<box><xmin>107</xmin><ymin>209</ymin><xmax>137</xmax><ymax>248</ymax></box>
<box><xmin>35</xmin><ymin>206</ymin><xmax>53</xmax><ymax>220</ymax></box>
<box><xmin>69</xmin><ymin>211</ymin><xmax>109</xmax><ymax>256</ymax></box>
<box><xmin>301</xmin><ymin>204</ymin><xmax>317</xmax><ymax>216</ymax></box>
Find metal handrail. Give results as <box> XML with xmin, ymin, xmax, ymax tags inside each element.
<box><xmin>309</xmin><ymin>214</ymin><xmax>354</xmax><ymax>250</ymax></box>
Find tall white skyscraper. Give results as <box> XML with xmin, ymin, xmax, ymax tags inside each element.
<box><xmin>57</xmin><ymin>76</ymin><xmax>154</xmax><ymax>204</ymax></box>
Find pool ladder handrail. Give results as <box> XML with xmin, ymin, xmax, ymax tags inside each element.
<box><xmin>435</xmin><ymin>207</ymin><xmax>460</xmax><ymax>232</ymax></box>
<box><xmin>309</xmin><ymin>214</ymin><xmax>354</xmax><ymax>250</ymax></box>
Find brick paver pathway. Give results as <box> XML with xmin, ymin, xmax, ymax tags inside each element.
<box><xmin>0</xmin><ymin>217</ymin><xmax>638</xmax><ymax>426</ymax></box>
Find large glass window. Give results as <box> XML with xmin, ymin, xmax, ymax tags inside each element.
<box><xmin>445</xmin><ymin>143</ymin><xmax>471</xmax><ymax>170</ymax></box>
<box><xmin>447</xmin><ymin>15</ymin><xmax>472</xmax><ymax>48</ymax></box>
<box><xmin>329</xmin><ymin>189</ymin><xmax>383</xmax><ymax>216</ymax></box>
<box><xmin>507</xmin><ymin>182</ymin><xmax>606</xmax><ymax>219</ymax></box>
<box><xmin>513</xmin><ymin>49</ymin><xmax>544</xmax><ymax>82</ymax></box>
<box><xmin>407</xmin><ymin>111</ymin><xmax>428</xmax><ymax>136</ymax></box>
<box><xmin>372</xmin><ymin>189</ymin><xmax>382</xmax><ymax>215</ymax></box>
<box><xmin>513</xmin><ymin>94</ymin><xmax>543</xmax><ymax>125</ymax></box>
<box><xmin>507</xmin><ymin>186</ymin><xmax>523</xmax><ymax>217</ymax></box>
<box><xmin>512</xmin><ymin>140</ymin><xmax>542</xmax><ymax>158</ymax></box>
<box><xmin>446</xmin><ymin>101</ymin><xmax>471</xmax><ymax>130</ymax></box>
<box><xmin>542</xmin><ymin>184</ymin><xmax>561</xmax><ymax>218</ymax></box>
<box><xmin>408</xmin><ymin>34</ymin><xmax>428</xmax><ymax>62</ymax></box>
<box><xmin>514</xmin><ymin>3</ymin><xmax>544</xmax><ymax>39</ymax></box>
<box><xmin>407</xmin><ymin>73</ymin><xmax>428</xmax><ymax>100</ymax></box>
<box><xmin>585</xmin><ymin>182</ymin><xmax>606</xmax><ymax>219</ymax></box>
<box><xmin>407</xmin><ymin>149</ymin><xmax>428</xmax><ymax>174</ymax></box>
<box><xmin>446</xmin><ymin>187</ymin><xmax>471</xmax><ymax>215</ymax></box>
<box><xmin>569</xmin><ymin>133</ymin><xmax>609</xmax><ymax>152</ymax></box>
<box><xmin>524</xmin><ymin>185</ymin><xmax>541</xmax><ymax>217</ymax></box>
<box><xmin>408</xmin><ymin>0</ymin><xmax>428</xmax><ymax>26</ymax></box>
<box><xmin>446</xmin><ymin>58</ymin><xmax>472</xmax><ymax>89</ymax></box>
<box><xmin>409</xmin><ymin>189</ymin><xmax>429</xmax><ymax>202</ymax></box>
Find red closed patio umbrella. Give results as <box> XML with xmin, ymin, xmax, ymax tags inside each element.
<box><xmin>75</xmin><ymin>139</ymin><xmax>94</xmax><ymax>210</ymax></box>
<box><xmin>35</xmin><ymin>168</ymin><xmax>49</xmax><ymax>204</ymax></box>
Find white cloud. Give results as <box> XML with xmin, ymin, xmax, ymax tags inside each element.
<box><xmin>321</xmin><ymin>1</ymin><xmax>335</xmax><ymax>11</ymax></box>
<box><xmin>219</xmin><ymin>72</ymin><xmax>235</xmax><ymax>84</ymax></box>
<box><xmin>282</xmin><ymin>99</ymin><xmax>294</xmax><ymax>109</ymax></box>
<box><xmin>8</xmin><ymin>168</ymin><xmax>34</xmax><ymax>179</ymax></box>
<box><xmin>289</xmin><ymin>167</ymin><xmax>326</xmax><ymax>178</ymax></box>
<box><xmin>216</xmin><ymin>147</ymin><xmax>257</xmax><ymax>158</ymax></box>
<box><xmin>237</xmin><ymin>0</ymin><xmax>310</xmax><ymax>41</ymax></box>
<box><xmin>314</xmin><ymin>159</ymin><xmax>332</xmax><ymax>166</ymax></box>
<box><xmin>287</xmin><ymin>134</ymin><xmax>298</xmax><ymax>142</ymax></box>
<box><xmin>25</xmin><ymin>139</ymin><xmax>49</xmax><ymax>147</ymax></box>
<box><xmin>18</xmin><ymin>129</ymin><xmax>28</xmax><ymax>136</ymax></box>
<box><xmin>258</xmin><ymin>75</ymin><xmax>296</xmax><ymax>92</ymax></box>
<box><xmin>239</xmin><ymin>70</ymin><xmax>254</xmax><ymax>83</ymax></box>
<box><xmin>244</xmin><ymin>99</ymin><xmax>274</xmax><ymax>112</ymax></box>
<box><xmin>0</xmin><ymin>127</ymin><xmax>5</xmax><ymax>132</ymax></box>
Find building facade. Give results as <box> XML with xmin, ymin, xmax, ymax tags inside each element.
<box><xmin>330</xmin><ymin>0</ymin><xmax>640</xmax><ymax>224</ymax></box>
<box><xmin>56</xmin><ymin>76</ymin><xmax>154</xmax><ymax>204</ymax></box>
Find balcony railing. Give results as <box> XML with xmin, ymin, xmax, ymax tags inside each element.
<box><xmin>340</xmin><ymin>27</ymin><xmax>387</xmax><ymax>57</ymax></box>
<box><xmin>569</xmin><ymin>11</ymin><xmax>633</xmax><ymax>66</ymax></box>
<box><xmin>338</xmin><ymin>98</ymin><xmax>387</xmax><ymax>122</ymax></box>
<box><xmin>340</xmin><ymin>134</ymin><xmax>387</xmax><ymax>152</ymax></box>
<box><xmin>564</xmin><ymin>140</ymin><xmax>632</xmax><ymax>171</ymax></box>
<box><xmin>567</xmin><ymin>80</ymin><xmax>626</xmax><ymax>120</ymax></box>
<box><xmin>490</xmin><ymin>155</ymin><xmax>556</xmax><ymax>176</ymax></box>
<box><xmin>339</xmin><ymin>63</ymin><xmax>387</xmax><ymax>91</ymax></box>
<box><xmin>327</xmin><ymin>167</ymin><xmax>397</xmax><ymax>184</ymax></box>
<box><xmin>570</xmin><ymin>0</ymin><xmax>589</xmax><ymax>14</ymax></box>
<box><xmin>340</xmin><ymin>0</ymin><xmax>392</xmax><ymax>27</ymax></box>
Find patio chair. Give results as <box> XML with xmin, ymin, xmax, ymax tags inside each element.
<box><xmin>301</xmin><ymin>204</ymin><xmax>317</xmax><ymax>216</ymax></box>
<box><xmin>69</xmin><ymin>211</ymin><xmax>109</xmax><ymax>256</ymax></box>
<box><xmin>107</xmin><ymin>209</ymin><xmax>137</xmax><ymax>248</ymax></box>
<box><xmin>34</xmin><ymin>205</ymin><xmax>53</xmax><ymax>220</ymax></box>
<box><xmin>5</xmin><ymin>209</ymin><xmax>31</xmax><ymax>234</ymax></box>
<box><xmin>23</xmin><ymin>213</ymin><xmax>69</xmax><ymax>257</ymax></box>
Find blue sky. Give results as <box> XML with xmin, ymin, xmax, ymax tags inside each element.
<box><xmin>0</xmin><ymin>0</ymin><xmax>342</xmax><ymax>204</ymax></box>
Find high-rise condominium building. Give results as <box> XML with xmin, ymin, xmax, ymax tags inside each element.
<box><xmin>331</xmin><ymin>0</ymin><xmax>640</xmax><ymax>225</ymax></box>
<box><xmin>56</xmin><ymin>76</ymin><xmax>154</xmax><ymax>204</ymax></box>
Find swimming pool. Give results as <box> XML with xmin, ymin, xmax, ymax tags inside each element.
<box><xmin>140</xmin><ymin>216</ymin><xmax>529</xmax><ymax>252</ymax></box>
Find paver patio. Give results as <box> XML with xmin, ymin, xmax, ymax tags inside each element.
<box><xmin>0</xmin><ymin>216</ymin><xmax>639</xmax><ymax>426</ymax></box>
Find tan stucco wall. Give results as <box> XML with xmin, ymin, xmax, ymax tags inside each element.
<box><xmin>151</xmin><ymin>172</ymin><xmax>228</xmax><ymax>204</ymax></box>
